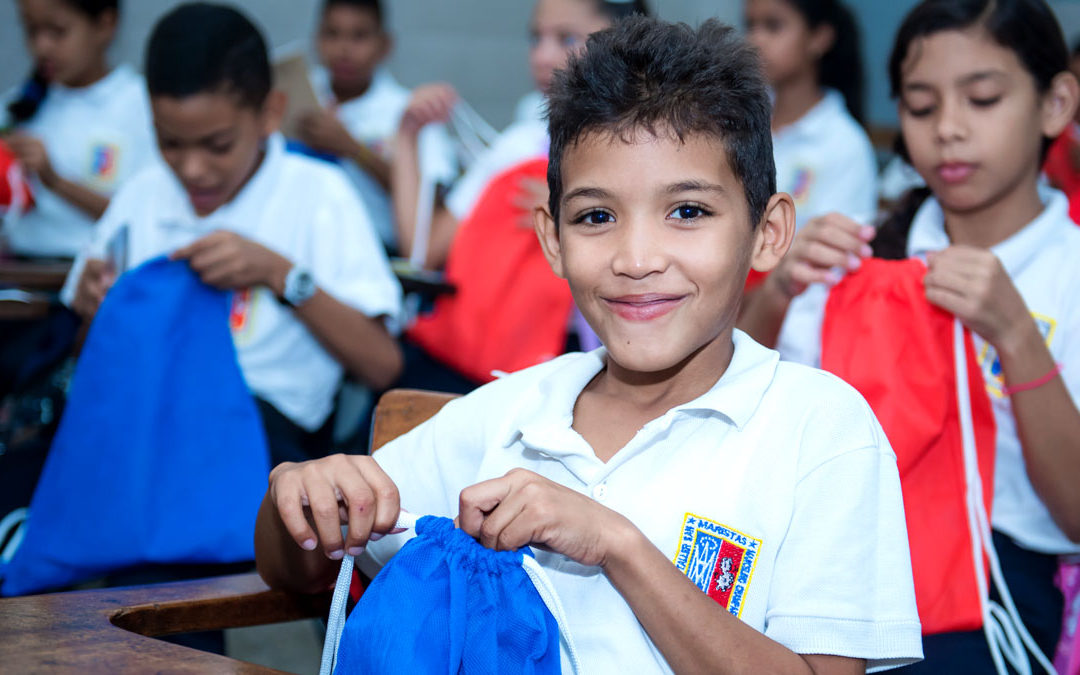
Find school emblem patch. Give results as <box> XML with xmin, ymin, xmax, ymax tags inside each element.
<box><xmin>673</xmin><ymin>513</ymin><xmax>762</xmax><ymax>617</ymax></box>
<box><xmin>229</xmin><ymin>287</ymin><xmax>259</xmax><ymax>343</ymax></box>
<box><xmin>89</xmin><ymin>143</ymin><xmax>118</xmax><ymax>181</ymax></box>
<box><xmin>978</xmin><ymin>311</ymin><xmax>1056</xmax><ymax>398</ymax></box>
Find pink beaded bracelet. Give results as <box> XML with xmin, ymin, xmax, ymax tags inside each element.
<box><xmin>1002</xmin><ymin>363</ymin><xmax>1064</xmax><ymax>396</ymax></box>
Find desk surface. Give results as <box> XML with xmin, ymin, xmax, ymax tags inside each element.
<box><xmin>0</xmin><ymin>259</ymin><xmax>72</xmax><ymax>291</ymax></box>
<box><xmin>0</xmin><ymin>573</ymin><xmax>328</xmax><ymax>674</ymax></box>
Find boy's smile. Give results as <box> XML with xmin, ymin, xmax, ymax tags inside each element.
<box><xmin>537</xmin><ymin>128</ymin><xmax>770</xmax><ymax>378</ymax></box>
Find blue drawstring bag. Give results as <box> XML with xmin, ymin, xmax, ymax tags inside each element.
<box><xmin>0</xmin><ymin>257</ymin><xmax>269</xmax><ymax>596</ymax></box>
<box><xmin>322</xmin><ymin>514</ymin><xmax>581</xmax><ymax>675</ymax></box>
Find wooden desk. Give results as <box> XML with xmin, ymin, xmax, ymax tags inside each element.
<box><xmin>0</xmin><ymin>573</ymin><xmax>329</xmax><ymax>674</ymax></box>
<box><xmin>0</xmin><ymin>259</ymin><xmax>72</xmax><ymax>291</ymax></box>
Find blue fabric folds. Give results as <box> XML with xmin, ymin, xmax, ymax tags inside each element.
<box><xmin>335</xmin><ymin>515</ymin><xmax>562</xmax><ymax>674</ymax></box>
<box><xmin>0</xmin><ymin>257</ymin><xmax>269</xmax><ymax>596</ymax></box>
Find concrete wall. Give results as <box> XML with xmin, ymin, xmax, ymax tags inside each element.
<box><xmin>1</xmin><ymin>1</ymin><xmax>1077</xmax><ymax>129</ymax></box>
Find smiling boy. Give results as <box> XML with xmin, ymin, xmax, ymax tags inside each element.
<box><xmin>256</xmin><ymin>17</ymin><xmax>922</xmax><ymax>673</ymax></box>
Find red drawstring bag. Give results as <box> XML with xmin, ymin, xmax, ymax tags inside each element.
<box><xmin>0</xmin><ymin>139</ymin><xmax>34</xmax><ymax>216</ymax></box>
<box><xmin>820</xmin><ymin>258</ymin><xmax>996</xmax><ymax>635</ymax></box>
<box><xmin>407</xmin><ymin>158</ymin><xmax>574</xmax><ymax>383</ymax></box>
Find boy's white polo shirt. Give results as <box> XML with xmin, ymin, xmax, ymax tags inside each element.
<box><xmin>1</xmin><ymin>64</ymin><xmax>156</xmax><ymax>258</ymax></box>
<box><xmin>906</xmin><ymin>187</ymin><xmax>1080</xmax><ymax>555</ymax></box>
<box><xmin>312</xmin><ymin>67</ymin><xmax>458</xmax><ymax>247</ymax></box>
<box><xmin>365</xmin><ymin>330</ymin><xmax>922</xmax><ymax>673</ymax></box>
<box><xmin>773</xmin><ymin>89</ymin><xmax>878</xmax><ymax>367</ymax></box>
<box><xmin>60</xmin><ymin>133</ymin><xmax>402</xmax><ymax>431</ymax></box>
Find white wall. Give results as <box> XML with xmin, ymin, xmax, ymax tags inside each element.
<box><xmin>0</xmin><ymin>0</ymin><xmax>740</xmax><ymax>130</ymax></box>
<box><xmin>1</xmin><ymin>1</ymin><xmax>1076</xmax><ymax>129</ymax></box>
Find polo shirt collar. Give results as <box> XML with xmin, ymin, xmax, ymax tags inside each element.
<box><xmin>498</xmin><ymin>329</ymin><xmax>780</xmax><ymax>454</ymax></box>
<box><xmin>906</xmin><ymin>185</ymin><xmax>1069</xmax><ymax>276</ymax></box>
<box><xmin>49</xmin><ymin>64</ymin><xmax>134</xmax><ymax>107</ymax></box>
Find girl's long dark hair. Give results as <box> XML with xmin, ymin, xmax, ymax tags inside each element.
<box><xmin>7</xmin><ymin>0</ymin><xmax>119</xmax><ymax>124</ymax></box>
<box><xmin>785</xmin><ymin>0</ymin><xmax>864</xmax><ymax>124</ymax></box>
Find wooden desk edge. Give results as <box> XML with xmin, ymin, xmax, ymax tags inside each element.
<box><xmin>0</xmin><ymin>572</ymin><xmax>330</xmax><ymax>674</ymax></box>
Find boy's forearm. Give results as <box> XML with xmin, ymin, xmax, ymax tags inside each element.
<box><xmin>602</xmin><ymin>523</ymin><xmax>859</xmax><ymax>675</ymax></box>
<box><xmin>350</xmin><ymin>142</ymin><xmax>391</xmax><ymax>190</ymax></box>
<box><xmin>254</xmin><ymin>492</ymin><xmax>338</xmax><ymax>594</ymax></box>
<box><xmin>44</xmin><ymin>173</ymin><xmax>109</xmax><ymax>219</ymax></box>
<box><xmin>997</xmin><ymin>321</ymin><xmax>1080</xmax><ymax>541</ymax></box>
<box><xmin>292</xmin><ymin>288</ymin><xmax>403</xmax><ymax>390</ymax></box>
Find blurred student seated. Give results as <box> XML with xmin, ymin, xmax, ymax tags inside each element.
<box><xmin>295</xmin><ymin>0</ymin><xmax>458</xmax><ymax>252</ymax></box>
<box><xmin>60</xmin><ymin>1</ymin><xmax>403</xmax><ymax>465</ymax></box>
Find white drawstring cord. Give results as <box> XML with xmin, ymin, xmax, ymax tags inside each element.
<box><xmin>0</xmin><ymin>507</ymin><xmax>28</xmax><ymax>564</ymax></box>
<box><xmin>522</xmin><ymin>553</ymin><xmax>584</xmax><ymax>674</ymax></box>
<box><xmin>954</xmin><ymin>320</ymin><xmax>1056</xmax><ymax>675</ymax></box>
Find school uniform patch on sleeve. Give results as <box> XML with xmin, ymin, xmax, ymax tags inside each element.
<box><xmin>978</xmin><ymin>311</ymin><xmax>1056</xmax><ymax>398</ymax></box>
<box><xmin>229</xmin><ymin>287</ymin><xmax>260</xmax><ymax>343</ymax></box>
<box><xmin>673</xmin><ymin>513</ymin><xmax>762</xmax><ymax>617</ymax></box>
<box><xmin>87</xmin><ymin>142</ymin><xmax>119</xmax><ymax>186</ymax></box>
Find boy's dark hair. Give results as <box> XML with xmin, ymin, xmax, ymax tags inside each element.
<box><xmin>593</xmin><ymin>0</ymin><xmax>651</xmax><ymax>21</ymax></box>
<box><xmin>145</xmin><ymin>3</ymin><xmax>271</xmax><ymax>110</ymax></box>
<box><xmin>322</xmin><ymin>0</ymin><xmax>383</xmax><ymax>27</ymax></box>
<box><xmin>546</xmin><ymin>16</ymin><xmax>775</xmax><ymax>228</ymax></box>
<box><xmin>784</xmin><ymin>0</ymin><xmax>864</xmax><ymax>124</ymax></box>
<box><xmin>7</xmin><ymin>0</ymin><xmax>121</xmax><ymax>123</ymax></box>
<box><xmin>888</xmin><ymin>0</ymin><xmax>1068</xmax><ymax>163</ymax></box>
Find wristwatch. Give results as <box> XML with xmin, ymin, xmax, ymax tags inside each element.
<box><xmin>280</xmin><ymin>266</ymin><xmax>317</xmax><ymax>308</ymax></box>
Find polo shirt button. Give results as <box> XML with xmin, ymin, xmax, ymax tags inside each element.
<box><xmin>592</xmin><ymin>483</ymin><xmax>608</xmax><ymax>501</ymax></box>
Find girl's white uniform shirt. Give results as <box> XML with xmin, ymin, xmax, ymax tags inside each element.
<box><xmin>312</xmin><ymin>67</ymin><xmax>458</xmax><ymax>248</ymax></box>
<box><xmin>772</xmin><ymin>89</ymin><xmax>878</xmax><ymax>367</ymax></box>
<box><xmin>364</xmin><ymin>330</ymin><xmax>922</xmax><ymax>673</ymax></box>
<box><xmin>60</xmin><ymin>133</ymin><xmax>402</xmax><ymax>431</ymax></box>
<box><xmin>906</xmin><ymin>188</ymin><xmax>1080</xmax><ymax>555</ymax></box>
<box><xmin>1</xmin><ymin>64</ymin><xmax>156</xmax><ymax>258</ymax></box>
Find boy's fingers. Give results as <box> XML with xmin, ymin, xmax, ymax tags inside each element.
<box><xmin>304</xmin><ymin>478</ymin><xmax>346</xmax><ymax>559</ymax></box>
<box><xmin>476</xmin><ymin>492</ymin><xmax>528</xmax><ymax>551</ymax></box>
<box><xmin>458</xmin><ymin>476</ymin><xmax>514</xmax><ymax>539</ymax></box>
<box><xmin>352</xmin><ymin>458</ymin><xmax>401</xmax><ymax>534</ymax></box>
<box><xmin>273</xmin><ymin>483</ymin><xmax>319</xmax><ymax>552</ymax></box>
<box><xmin>802</xmin><ymin>241</ymin><xmax>851</xmax><ymax>270</ymax></box>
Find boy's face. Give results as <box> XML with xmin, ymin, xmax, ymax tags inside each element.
<box><xmin>18</xmin><ymin>0</ymin><xmax>115</xmax><ymax>87</ymax></box>
<box><xmin>536</xmin><ymin>129</ymin><xmax>772</xmax><ymax>374</ymax></box>
<box><xmin>152</xmin><ymin>92</ymin><xmax>279</xmax><ymax>217</ymax></box>
<box><xmin>317</xmin><ymin>5</ymin><xmax>389</xmax><ymax>94</ymax></box>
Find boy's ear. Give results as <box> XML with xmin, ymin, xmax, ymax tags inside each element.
<box><xmin>380</xmin><ymin>33</ymin><xmax>394</xmax><ymax>61</ymax></box>
<box><xmin>809</xmin><ymin>23</ymin><xmax>836</xmax><ymax>60</ymax></box>
<box><xmin>749</xmin><ymin>193</ymin><xmax>796</xmax><ymax>274</ymax></box>
<box><xmin>534</xmin><ymin>205</ymin><xmax>567</xmax><ymax>280</ymax></box>
<box><xmin>92</xmin><ymin>8</ymin><xmax>119</xmax><ymax>48</ymax></box>
<box><xmin>260</xmin><ymin>90</ymin><xmax>287</xmax><ymax>137</ymax></box>
<box><xmin>1041</xmin><ymin>71</ymin><xmax>1080</xmax><ymax>138</ymax></box>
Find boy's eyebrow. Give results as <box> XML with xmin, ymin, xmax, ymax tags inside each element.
<box><xmin>561</xmin><ymin>186</ymin><xmax>614</xmax><ymax>204</ymax></box>
<box><xmin>956</xmin><ymin>70</ymin><xmax>1007</xmax><ymax>87</ymax></box>
<box><xmin>665</xmin><ymin>180</ymin><xmax>726</xmax><ymax>196</ymax></box>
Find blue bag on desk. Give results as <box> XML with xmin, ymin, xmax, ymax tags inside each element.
<box><xmin>0</xmin><ymin>257</ymin><xmax>269</xmax><ymax>596</ymax></box>
<box><xmin>324</xmin><ymin>515</ymin><xmax>579</xmax><ymax>674</ymax></box>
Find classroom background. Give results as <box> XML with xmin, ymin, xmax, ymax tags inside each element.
<box><xmin>2</xmin><ymin>0</ymin><xmax>1078</xmax><ymax>131</ymax></box>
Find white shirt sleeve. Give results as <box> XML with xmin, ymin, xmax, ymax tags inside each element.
<box><xmin>308</xmin><ymin>171</ymin><xmax>402</xmax><ymax>326</ymax></box>
<box><xmin>764</xmin><ymin>403</ymin><xmax>923</xmax><ymax>671</ymax></box>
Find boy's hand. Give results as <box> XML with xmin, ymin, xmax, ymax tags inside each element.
<box><xmin>71</xmin><ymin>258</ymin><xmax>115</xmax><ymax>320</ymax></box>
<box><xmin>172</xmin><ymin>230</ymin><xmax>292</xmax><ymax>294</ymax></box>
<box><xmin>769</xmin><ymin>213</ymin><xmax>874</xmax><ymax>299</ymax></box>
<box><xmin>297</xmin><ymin>110</ymin><xmax>358</xmax><ymax>156</ymax></box>
<box><xmin>269</xmin><ymin>454</ymin><xmax>401</xmax><ymax>560</ymax></box>
<box><xmin>6</xmin><ymin>134</ymin><xmax>58</xmax><ymax>187</ymax></box>
<box><xmin>458</xmin><ymin>468</ymin><xmax>633</xmax><ymax>567</ymax></box>
<box><xmin>399</xmin><ymin>84</ymin><xmax>457</xmax><ymax>137</ymax></box>
<box><xmin>924</xmin><ymin>245</ymin><xmax>1032</xmax><ymax>350</ymax></box>
<box><xmin>513</xmin><ymin>176</ymin><xmax>549</xmax><ymax>229</ymax></box>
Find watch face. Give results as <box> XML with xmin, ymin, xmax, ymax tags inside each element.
<box><xmin>286</xmin><ymin>268</ymin><xmax>317</xmax><ymax>306</ymax></box>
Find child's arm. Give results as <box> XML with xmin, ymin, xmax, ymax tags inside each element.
<box><xmin>69</xmin><ymin>258</ymin><xmax>115</xmax><ymax>320</ymax></box>
<box><xmin>6</xmin><ymin>134</ymin><xmax>109</xmax><ymax>219</ymax></box>
<box><xmin>172</xmin><ymin>231</ymin><xmax>403</xmax><ymax>390</ymax></box>
<box><xmin>297</xmin><ymin>110</ymin><xmax>392</xmax><ymax>190</ymax></box>
<box><xmin>255</xmin><ymin>454</ymin><xmax>401</xmax><ymax>593</ymax></box>
<box><xmin>925</xmin><ymin>246</ymin><xmax>1080</xmax><ymax>541</ymax></box>
<box><xmin>458</xmin><ymin>470</ymin><xmax>865</xmax><ymax>675</ymax></box>
<box><xmin>738</xmin><ymin>213</ymin><xmax>873</xmax><ymax>347</ymax></box>
<box><xmin>391</xmin><ymin>84</ymin><xmax>460</xmax><ymax>269</ymax></box>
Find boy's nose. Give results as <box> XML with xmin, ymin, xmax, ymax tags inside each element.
<box><xmin>610</xmin><ymin>220</ymin><xmax>668</xmax><ymax>279</ymax></box>
<box><xmin>176</xmin><ymin>151</ymin><xmax>209</xmax><ymax>184</ymax></box>
<box><xmin>935</xmin><ymin>97</ymin><xmax>969</xmax><ymax>143</ymax></box>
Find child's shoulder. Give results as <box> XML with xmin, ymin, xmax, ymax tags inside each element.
<box><xmin>277</xmin><ymin>143</ymin><xmax>358</xmax><ymax>202</ymax></box>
